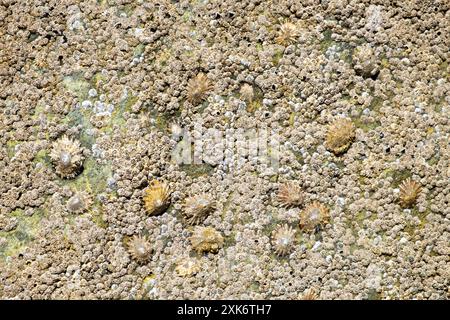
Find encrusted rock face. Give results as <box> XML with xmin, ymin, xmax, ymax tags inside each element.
<box><xmin>325</xmin><ymin>118</ymin><xmax>356</xmax><ymax>155</ymax></box>
<box><xmin>183</xmin><ymin>193</ymin><xmax>215</xmax><ymax>225</ymax></box>
<box><xmin>50</xmin><ymin>135</ymin><xmax>84</xmax><ymax>178</ymax></box>
<box><xmin>299</xmin><ymin>202</ymin><xmax>330</xmax><ymax>232</ymax></box>
<box><xmin>399</xmin><ymin>178</ymin><xmax>421</xmax><ymax>208</ymax></box>
<box><xmin>189</xmin><ymin>226</ymin><xmax>224</xmax><ymax>254</ymax></box>
<box><xmin>271</xmin><ymin>224</ymin><xmax>296</xmax><ymax>256</ymax></box>
<box><xmin>1</xmin><ymin>0</ymin><xmax>448</xmax><ymax>301</ymax></box>
<box><xmin>143</xmin><ymin>180</ymin><xmax>171</xmax><ymax>216</ymax></box>
<box><xmin>127</xmin><ymin>235</ymin><xmax>152</xmax><ymax>263</ymax></box>
<box><xmin>186</xmin><ymin>73</ymin><xmax>213</xmax><ymax>105</ymax></box>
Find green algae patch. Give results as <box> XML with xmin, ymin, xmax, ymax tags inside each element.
<box><xmin>0</xmin><ymin>209</ymin><xmax>43</xmax><ymax>260</ymax></box>
<box><xmin>288</xmin><ymin>112</ymin><xmax>296</xmax><ymax>126</ymax></box>
<box><xmin>134</xmin><ymin>43</ymin><xmax>146</xmax><ymax>58</ymax></box>
<box><xmin>355</xmin><ymin>211</ymin><xmax>366</xmax><ymax>227</ymax></box>
<box><xmin>104</xmin><ymin>93</ymin><xmax>138</xmax><ymax>133</ymax></box>
<box><xmin>66</xmin><ymin>158</ymin><xmax>112</xmax><ymax>195</ymax></box>
<box><xmin>245</xmin><ymin>85</ymin><xmax>264</xmax><ymax>113</ymax></box>
<box><xmin>91</xmin><ymin>72</ymin><xmax>107</xmax><ymax>89</ymax></box>
<box><xmin>223</xmin><ymin>231</ymin><xmax>237</xmax><ymax>248</ymax></box>
<box><xmin>367</xmin><ymin>289</ymin><xmax>382</xmax><ymax>300</ymax></box>
<box><xmin>62</xmin><ymin>108</ymin><xmax>97</xmax><ymax>147</ymax></box>
<box><xmin>390</xmin><ymin>169</ymin><xmax>411</xmax><ymax>188</ymax></box>
<box><xmin>6</xmin><ymin>140</ymin><xmax>20</xmax><ymax>157</ymax></box>
<box><xmin>320</xmin><ymin>29</ymin><xmax>333</xmax><ymax>52</ymax></box>
<box><xmin>353</xmin><ymin>117</ymin><xmax>381</xmax><ymax>132</ymax></box>
<box><xmin>32</xmin><ymin>104</ymin><xmax>57</xmax><ymax>122</ymax></box>
<box><xmin>370</xmin><ymin>96</ymin><xmax>383</xmax><ymax>112</ymax></box>
<box><xmin>272</xmin><ymin>49</ymin><xmax>284</xmax><ymax>66</ymax></box>
<box><xmin>182</xmin><ymin>10</ymin><xmax>192</xmax><ymax>23</ymax></box>
<box><xmin>89</xmin><ymin>205</ymin><xmax>108</xmax><ymax>229</ymax></box>
<box><xmin>63</xmin><ymin>73</ymin><xmax>90</xmax><ymax>100</ymax></box>
<box><xmin>33</xmin><ymin>149</ymin><xmax>51</xmax><ymax>165</ymax></box>
<box><xmin>179</xmin><ymin>163</ymin><xmax>214</xmax><ymax>178</ymax></box>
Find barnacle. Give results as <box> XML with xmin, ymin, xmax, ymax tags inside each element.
<box><xmin>277</xmin><ymin>182</ymin><xmax>304</xmax><ymax>208</ymax></box>
<box><xmin>276</xmin><ymin>22</ymin><xmax>299</xmax><ymax>46</ymax></box>
<box><xmin>127</xmin><ymin>235</ymin><xmax>152</xmax><ymax>263</ymax></box>
<box><xmin>271</xmin><ymin>224</ymin><xmax>296</xmax><ymax>256</ymax></box>
<box><xmin>301</xmin><ymin>288</ymin><xmax>318</xmax><ymax>300</ymax></box>
<box><xmin>183</xmin><ymin>193</ymin><xmax>216</xmax><ymax>225</ymax></box>
<box><xmin>189</xmin><ymin>226</ymin><xmax>224</xmax><ymax>254</ymax></box>
<box><xmin>143</xmin><ymin>180</ymin><xmax>171</xmax><ymax>216</ymax></box>
<box><xmin>240</xmin><ymin>83</ymin><xmax>254</xmax><ymax>103</ymax></box>
<box><xmin>186</xmin><ymin>72</ymin><xmax>213</xmax><ymax>105</ymax></box>
<box><xmin>66</xmin><ymin>191</ymin><xmax>92</xmax><ymax>214</ymax></box>
<box><xmin>353</xmin><ymin>44</ymin><xmax>380</xmax><ymax>78</ymax></box>
<box><xmin>325</xmin><ymin>118</ymin><xmax>356</xmax><ymax>155</ymax></box>
<box><xmin>299</xmin><ymin>201</ymin><xmax>329</xmax><ymax>232</ymax></box>
<box><xmin>399</xmin><ymin>178</ymin><xmax>421</xmax><ymax>208</ymax></box>
<box><xmin>50</xmin><ymin>135</ymin><xmax>84</xmax><ymax>178</ymax></box>
<box><xmin>175</xmin><ymin>258</ymin><xmax>201</xmax><ymax>277</ymax></box>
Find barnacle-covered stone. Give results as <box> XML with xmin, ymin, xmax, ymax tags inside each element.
<box><xmin>399</xmin><ymin>178</ymin><xmax>421</xmax><ymax>208</ymax></box>
<box><xmin>127</xmin><ymin>235</ymin><xmax>152</xmax><ymax>263</ymax></box>
<box><xmin>277</xmin><ymin>182</ymin><xmax>304</xmax><ymax>208</ymax></box>
<box><xmin>50</xmin><ymin>135</ymin><xmax>84</xmax><ymax>178</ymax></box>
<box><xmin>271</xmin><ymin>224</ymin><xmax>296</xmax><ymax>256</ymax></box>
<box><xmin>143</xmin><ymin>180</ymin><xmax>171</xmax><ymax>216</ymax></box>
<box><xmin>325</xmin><ymin>118</ymin><xmax>356</xmax><ymax>155</ymax></box>
<box><xmin>189</xmin><ymin>226</ymin><xmax>224</xmax><ymax>254</ymax></box>
<box><xmin>183</xmin><ymin>193</ymin><xmax>215</xmax><ymax>225</ymax></box>
<box><xmin>186</xmin><ymin>73</ymin><xmax>213</xmax><ymax>105</ymax></box>
<box><xmin>299</xmin><ymin>202</ymin><xmax>330</xmax><ymax>232</ymax></box>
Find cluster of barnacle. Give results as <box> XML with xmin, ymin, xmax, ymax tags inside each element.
<box><xmin>123</xmin><ymin>180</ymin><xmax>173</xmax><ymax>264</ymax></box>
<box><xmin>123</xmin><ymin>179</ymin><xmax>223</xmax><ymax>271</ymax></box>
<box><xmin>272</xmin><ymin>181</ymin><xmax>330</xmax><ymax>258</ymax></box>
<box><xmin>271</xmin><ymin>119</ymin><xmax>421</xmax><ymax>260</ymax></box>
<box><xmin>272</xmin><ymin>153</ymin><xmax>421</xmax><ymax>258</ymax></box>
<box><xmin>324</xmin><ymin>118</ymin><xmax>422</xmax><ymax>207</ymax></box>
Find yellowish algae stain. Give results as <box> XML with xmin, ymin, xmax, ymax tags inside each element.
<box><xmin>133</xmin><ymin>43</ymin><xmax>145</xmax><ymax>58</ymax></box>
<box><xmin>32</xmin><ymin>103</ymin><xmax>57</xmax><ymax>122</ymax></box>
<box><xmin>142</xmin><ymin>274</ymin><xmax>157</xmax><ymax>296</ymax></box>
<box><xmin>289</xmin><ymin>112</ymin><xmax>296</xmax><ymax>126</ymax></box>
<box><xmin>6</xmin><ymin>140</ymin><xmax>20</xmax><ymax>157</ymax></box>
<box><xmin>91</xmin><ymin>72</ymin><xmax>107</xmax><ymax>89</ymax></box>
<box><xmin>63</xmin><ymin>73</ymin><xmax>90</xmax><ymax>100</ymax></box>
<box><xmin>0</xmin><ymin>209</ymin><xmax>43</xmax><ymax>260</ymax></box>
